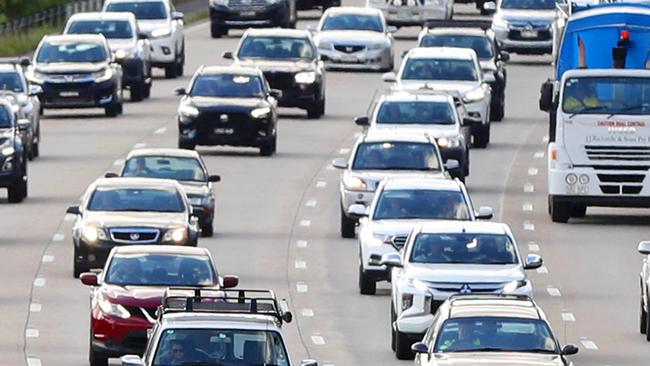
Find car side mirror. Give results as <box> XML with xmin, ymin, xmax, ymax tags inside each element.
<box><xmin>401</xmin><ymin>50</ymin><xmax>409</xmax><ymax>58</ymax></box>
<box><xmin>269</xmin><ymin>89</ymin><xmax>283</xmax><ymax>100</ymax></box>
<box><xmin>137</xmin><ymin>32</ymin><xmax>149</xmax><ymax>40</ymax></box>
<box><xmin>483</xmin><ymin>1</ymin><xmax>497</xmax><ymax>13</ymax></box>
<box><xmin>19</xmin><ymin>57</ymin><xmax>31</xmax><ymax>67</ymax></box>
<box><xmin>379</xmin><ymin>252</ymin><xmax>402</xmax><ymax>268</ymax></box>
<box><xmin>476</xmin><ymin>206</ymin><xmax>493</xmax><ymax>220</ymax></box>
<box><xmin>411</xmin><ymin>342</ymin><xmax>429</xmax><ymax>354</ymax></box>
<box><xmin>171</xmin><ymin>11</ymin><xmax>184</xmax><ymax>20</ymax></box>
<box><xmin>300</xmin><ymin>360</ymin><xmax>318</xmax><ymax>366</ymax></box>
<box><xmin>483</xmin><ymin>73</ymin><xmax>496</xmax><ymax>84</ymax></box>
<box><xmin>347</xmin><ymin>204</ymin><xmax>367</xmax><ymax>218</ymax></box>
<box><xmin>499</xmin><ymin>51</ymin><xmax>510</xmax><ymax>62</ymax></box>
<box><xmin>104</xmin><ymin>172</ymin><xmax>118</xmax><ymax>178</ymax></box>
<box><xmin>121</xmin><ymin>355</ymin><xmax>145</xmax><ymax>366</ymax></box>
<box><xmin>539</xmin><ymin>80</ymin><xmax>554</xmax><ymax>112</ymax></box>
<box><xmin>463</xmin><ymin>117</ymin><xmax>481</xmax><ymax>126</ymax></box>
<box><xmin>523</xmin><ymin>254</ymin><xmax>543</xmax><ymax>270</ymax></box>
<box><xmin>174</xmin><ymin>87</ymin><xmax>187</xmax><ymax>96</ymax></box>
<box><xmin>221</xmin><ymin>275</ymin><xmax>239</xmax><ymax>288</ymax></box>
<box><xmin>354</xmin><ymin>116</ymin><xmax>369</xmax><ymax>126</ymax></box>
<box><xmin>638</xmin><ymin>241</ymin><xmax>650</xmax><ymax>255</ymax></box>
<box><xmin>561</xmin><ymin>344</ymin><xmax>579</xmax><ymax>356</ymax></box>
<box><xmin>80</xmin><ymin>272</ymin><xmax>98</xmax><ymax>286</ymax></box>
<box><xmin>17</xmin><ymin>118</ymin><xmax>31</xmax><ymax>131</ymax></box>
<box><xmin>386</xmin><ymin>25</ymin><xmax>398</xmax><ymax>33</ymax></box>
<box><xmin>222</xmin><ymin>51</ymin><xmax>233</xmax><ymax>60</ymax></box>
<box><xmin>332</xmin><ymin>158</ymin><xmax>348</xmax><ymax>169</ymax></box>
<box><xmin>444</xmin><ymin>159</ymin><xmax>460</xmax><ymax>171</ymax></box>
<box><xmin>382</xmin><ymin>72</ymin><xmax>397</xmax><ymax>82</ymax></box>
<box><xmin>66</xmin><ymin>205</ymin><xmax>81</xmax><ymax>215</ymax></box>
<box><xmin>208</xmin><ymin>175</ymin><xmax>221</xmax><ymax>182</ymax></box>
<box><xmin>28</xmin><ymin>85</ymin><xmax>42</xmax><ymax>96</ymax></box>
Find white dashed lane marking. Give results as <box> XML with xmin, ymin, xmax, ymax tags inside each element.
<box><xmin>543</xmin><ymin>135</ymin><xmax>550</xmax><ymax>143</ymax></box>
<box><xmin>295</xmin><ymin>261</ymin><xmax>306</xmax><ymax>269</ymax></box>
<box><xmin>316</xmin><ymin>181</ymin><xmax>327</xmax><ymax>188</ymax></box>
<box><xmin>41</xmin><ymin>255</ymin><xmax>54</xmax><ymax>263</ymax></box>
<box><xmin>133</xmin><ymin>142</ymin><xmax>146</xmax><ymax>149</ymax></box>
<box><xmin>30</xmin><ymin>303</ymin><xmax>42</xmax><ymax>312</ymax></box>
<box><xmin>27</xmin><ymin>357</ymin><xmax>42</xmax><ymax>366</ymax></box>
<box><xmin>154</xmin><ymin>127</ymin><xmax>167</xmax><ymax>134</ymax></box>
<box><xmin>580</xmin><ymin>339</ymin><xmax>599</xmax><ymax>350</ymax></box>
<box><xmin>311</xmin><ymin>335</ymin><xmax>326</xmax><ymax>345</ymax></box>
<box><xmin>33</xmin><ymin>278</ymin><xmax>46</xmax><ymax>287</ymax></box>
<box><xmin>299</xmin><ymin>220</ymin><xmax>311</xmax><ymax>227</ymax></box>
<box><xmin>305</xmin><ymin>199</ymin><xmax>318</xmax><ymax>207</ymax></box>
<box><xmin>113</xmin><ymin>159</ymin><xmax>124</xmax><ymax>166</ymax></box>
<box><xmin>536</xmin><ymin>266</ymin><xmax>549</xmax><ymax>274</ymax></box>
<box><xmin>296</xmin><ymin>240</ymin><xmax>308</xmax><ymax>248</ymax></box>
<box><xmin>338</xmin><ymin>148</ymin><xmax>350</xmax><ymax>154</ymax></box>
<box><xmin>528</xmin><ymin>242</ymin><xmax>539</xmax><ymax>252</ymax></box>
<box><xmin>301</xmin><ymin>309</ymin><xmax>314</xmax><ymax>317</ymax></box>
<box><xmin>296</xmin><ymin>282</ymin><xmax>308</xmax><ymax>293</ymax></box>
<box><xmin>561</xmin><ymin>312</ymin><xmax>576</xmax><ymax>322</ymax></box>
<box><xmin>546</xmin><ymin>287</ymin><xmax>562</xmax><ymax>297</ymax></box>
<box><xmin>52</xmin><ymin>233</ymin><xmax>65</xmax><ymax>242</ymax></box>
<box><xmin>528</xmin><ymin>167</ymin><xmax>539</xmax><ymax>176</ymax></box>
<box><xmin>524</xmin><ymin>183</ymin><xmax>535</xmax><ymax>193</ymax></box>
<box><xmin>522</xmin><ymin>203</ymin><xmax>533</xmax><ymax>212</ymax></box>
<box><xmin>26</xmin><ymin>328</ymin><xmax>39</xmax><ymax>338</ymax></box>
<box><xmin>524</xmin><ymin>221</ymin><xmax>535</xmax><ymax>231</ymax></box>
<box><xmin>534</xmin><ymin>150</ymin><xmax>545</xmax><ymax>159</ymax></box>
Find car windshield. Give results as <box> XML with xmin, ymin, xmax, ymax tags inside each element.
<box><xmin>106</xmin><ymin>1</ymin><xmax>167</xmax><ymax>20</ymax></box>
<box><xmin>410</xmin><ymin>233</ymin><xmax>517</xmax><ymax>264</ymax></box>
<box><xmin>0</xmin><ymin>72</ymin><xmax>24</xmax><ymax>93</ymax></box>
<box><xmin>238</xmin><ymin>36</ymin><xmax>314</xmax><ymax>60</ymax></box>
<box><xmin>88</xmin><ymin>187</ymin><xmax>185</xmax><ymax>212</ymax></box>
<box><xmin>153</xmin><ymin>329</ymin><xmax>290</xmax><ymax>366</ymax></box>
<box><xmin>190</xmin><ymin>74</ymin><xmax>264</xmax><ymax>98</ymax></box>
<box><xmin>122</xmin><ymin>156</ymin><xmax>207</xmax><ymax>182</ymax></box>
<box><xmin>0</xmin><ymin>105</ymin><xmax>12</xmax><ymax>128</ymax></box>
<box><xmin>377</xmin><ymin>101</ymin><xmax>455</xmax><ymax>125</ymax></box>
<box><xmin>321</xmin><ymin>14</ymin><xmax>383</xmax><ymax>32</ymax></box>
<box><xmin>373</xmin><ymin>189</ymin><xmax>470</xmax><ymax>220</ymax></box>
<box><xmin>435</xmin><ymin>317</ymin><xmax>558</xmax><ymax>353</ymax></box>
<box><xmin>67</xmin><ymin>20</ymin><xmax>134</xmax><ymax>39</ymax></box>
<box><xmin>105</xmin><ymin>254</ymin><xmax>217</xmax><ymax>286</ymax></box>
<box><xmin>501</xmin><ymin>0</ymin><xmax>556</xmax><ymax>9</ymax></box>
<box><xmin>36</xmin><ymin>41</ymin><xmax>107</xmax><ymax>63</ymax></box>
<box><xmin>562</xmin><ymin>76</ymin><xmax>650</xmax><ymax>115</ymax></box>
<box><xmin>402</xmin><ymin>58</ymin><xmax>477</xmax><ymax>81</ymax></box>
<box><xmin>421</xmin><ymin>35</ymin><xmax>493</xmax><ymax>59</ymax></box>
<box><xmin>352</xmin><ymin>142</ymin><xmax>441</xmax><ymax>171</ymax></box>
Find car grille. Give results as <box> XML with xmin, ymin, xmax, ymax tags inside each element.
<box><xmin>585</xmin><ymin>145</ymin><xmax>650</xmax><ymax>162</ymax></box>
<box><xmin>228</xmin><ymin>0</ymin><xmax>269</xmax><ymax>7</ymax></box>
<box><xmin>124</xmin><ymin>305</ymin><xmax>158</xmax><ymax>321</ymax></box>
<box><xmin>426</xmin><ymin>282</ymin><xmax>504</xmax><ymax>293</ymax></box>
<box><xmin>109</xmin><ymin>228</ymin><xmax>160</xmax><ymax>244</ymax></box>
<box><xmin>262</xmin><ymin>71</ymin><xmax>295</xmax><ymax>90</ymax></box>
<box><xmin>392</xmin><ymin>235</ymin><xmax>408</xmax><ymax>248</ymax></box>
<box><xmin>334</xmin><ymin>45</ymin><xmax>365</xmax><ymax>54</ymax></box>
<box><xmin>45</xmin><ymin>73</ymin><xmax>94</xmax><ymax>83</ymax></box>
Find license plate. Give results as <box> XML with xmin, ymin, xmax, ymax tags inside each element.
<box><xmin>240</xmin><ymin>11</ymin><xmax>256</xmax><ymax>17</ymax></box>
<box><xmin>520</xmin><ymin>30</ymin><xmax>538</xmax><ymax>38</ymax></box>
<box><xmin>60</xmin><ymin>91</ymin><xmax>79</xmax><ymax>97</ymax></box>
<box><xmin>341</xmin><ymin>54</ymin><xmax>359</xmax><ymax>63</ymax></box>
<box><xmin>214</xmin><ymin>128</ymin><xmax>234</xmax><ymax>135</ymax></box>
<box><xmin>566</xmin><ymin>184</ymin><xmax>588</xmax><ymax>195</ymax></box>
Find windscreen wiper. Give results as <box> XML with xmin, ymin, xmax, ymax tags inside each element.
<box><xmin>606</xmin><ymin>104</ymin><xmax>648</xmax><ymax>118</ymax></box>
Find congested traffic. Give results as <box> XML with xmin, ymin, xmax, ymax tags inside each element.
<box><xmin>1</xmin><ymin>0</ymin><xmax>649</xmax><ymax>365</ymax></box>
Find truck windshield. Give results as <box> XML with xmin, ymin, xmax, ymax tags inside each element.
<box><xmin>562</xmin><ymin>77</ymin><xmax>650</xmax><ymax>115</ymax></box>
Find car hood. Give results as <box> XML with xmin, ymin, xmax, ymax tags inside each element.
<box><xmin>315</xmin><ymin>30</ymin><xmax>387</xmax><ymax>44</ymax></box>
<box><xmin>100</xmin><ymin>284</ymin><xmax>168</xmax><ymax>308</ymax></box>
<box><xmin>235</xmin><ymin>59</ymin><xmax>315</xmax><ymax>73</ymax></box>
<box><xmin>429</xmin><ymin>352</ymin><xmax>563</xmax><ymax>366</ymax></box>
<box><xmin>405</xmin><ymin>263</ymin><xmax>525</xmax><ymax>283</ymax></box>
<box><xmin>347</xmin><ymin>171</ymin><xmax>447</xmax><ymax>191</ymax></box>
<box><xmin>395</xmin><ymin>81</ymin><xmax>479</xmax><ymax>95</ymax></box>
<box><xmin>138</xmin><ymin>19</ymin><xmax>171</xmax><ymax>33</ymax></box>
<box><xmin>83</xmin><ymin>211</ymin><xmax>187</xmax><ymax>228</ymax></box>
<box><xmin>180</xmin><ymin>181</ymin><xmax>210</xmax><ymax>198</ymax></box>
<box><xmin>189</xmin><ymin>96</ymin><xmax>264</xmax><ymax>110</ymax></box>
<box><xmin>35</xmin><ymin>62</ymin><xmax>108</xmax><ymax>74</ymax></box>
<box><xmin>369</xmin><ymin>124</ymin><xmax>460</xmax><ymax>138</ymax></box>
<box><xmin>107</xmin><ymin>38</ymin><xmax>137</xmax><ymax>52</ymax></box>
<box><xmin>499</xmin><ymin>9</ymin><xmax>556</xmax><ymax>22</ymax></box>
<box><xmin>480</xmin><ymin>60</ymin><xmax>497</xmax><ymax>73</ymax></box>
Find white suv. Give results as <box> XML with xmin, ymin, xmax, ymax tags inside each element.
<box><xmin>381</xmin><ymin>220</ymin><xmax>543</xmax><ymax>359</ymax></box>
<box><xmin>104</xmin><ymin>0</ymin><xmax>185</xmax><ymax>79</ymax></box>
<box><xmin>383</xmin><ymin>47</ymin><xmax>493</xmax><ymax>148</ymax></box>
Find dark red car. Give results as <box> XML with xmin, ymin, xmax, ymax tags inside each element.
<box><xmin>80</xmin><ymin>245</ymin><xmax>238</xmax><ymax>366</ymax></box>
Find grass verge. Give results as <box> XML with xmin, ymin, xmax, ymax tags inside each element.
<box><xmin>0</xmin><ymin>26</ymin><xmax>59</xmax><ymax>57</ymax></box>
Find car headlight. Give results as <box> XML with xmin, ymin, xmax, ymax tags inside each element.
<box><xmin>1</xmin><ymin>147</ymin><xmax>15</xmax><ymax>156</ymax></box>
<box><xmin>92</xmin><ymin>68</ymin><xmax>113</xmax><ymax>83</ymax></box>
<box><xmin>178</xmin><ymin>104</ymin><xmax>200</xmax><ymax>118</ymax></box>
<box><xmin>463</xmin><ymin>87</ymin><xmax>485</xmax><ymax>103</ymax></box>
<box><xmin>114</xmin><ymin>49</ymin><xmax>132</xmax><ymax>61</ymax></box>
<box><xmin>343</xmin><ymin>175</ymin><xmax>368</xmax><ymax>191</ymax></box>
<box><xmin>188</xmin><ymin>197</ymin><xmax>203</xmax><ymax>206</ymax></box>
<box><xmin>492</xmin><ymin>16</ymin><xmax>509</xmax><ymax>30</ymax></box>
<box><xmin>368</xmin><ymin>43</ymin><xmax>384</xmax><ymax>50</ymax></box>
<box><xmin>210</xmin><ymin>0</ymin><xmax>229</xmax><ymax>5</ymax></box>
<box><xmin>97</xmin><ymin>295</ymin><xmax>131</xmax><ymax>319</ymax></box>
<box><xmin>26</xmin><ymin>70</ymin><xmax>45</xmax><ymax>84</ymax></box>
<box><xmin>437</xmin><ymin>137</ymin><xmax>461</xmax><ymax>148</ymax></box>
<box><xmin>151</xmin><ymin>27</ymin><xmax>172</xmax><ymax>38</ymax></box>
<box><xmin>295</xmin><ymin>71</ymin><xmax>316</xmax><ymax>84</ymax></box>
<box><xmin>82</xmin><ymin>226</ymin><xmax>107</xmax><ymax>243</ymax></box>
<box><xmin>318</xmin><ymin>41</ymin><xmax>333</xmax><ymax>50</ymax></box>
<box><xmin>502</xmin><ymin>279</ymin><xmax>528</xmax><ymax>293</ymax></box>
<box><xmin>251</xmin><ymin>107</ymin><xmax>271</xmax><ymax>119</ymax></box>
<box><xmin>163</xmin><ymin>227</ymin><xmax>186</xmax><ymax>244</ymax></box>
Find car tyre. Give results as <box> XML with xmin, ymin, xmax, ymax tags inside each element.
<box><xmin>473</xmin><ymin>123</ymin><xmax>490</xmax><ymax>148</ymax></box>
<box><xmin>89</xmin><ymin>331</ymin><xmax>108</xmax><ymax>366</ymax></box>
<box><xmin>340</xmin><ymin>207</ymin><xmax>356</xmax><ymax>238</ymax></box>
<box><xmin>104</xmin><ymin>98</ymin><xmax>122</xmax><ymax>117</ymax></box>
<box><xmin>641</xmin><ymin>293</ymin><xmax>647</xmax><ymax>334</ymax></box>
<box><xmin>395</xmin><ymin>330</ymin><xmax>414</xmax><ymax>360</ymax></box>
<box><xmin>359</xmin><ymin>264</ymin><xmax>376</xmax><ymax>295</ymax></box>
<box><xmin>307</xmin><ymin>98</ymin><xmax>325</xmax><ymax>119</ymax></box>
<box><xmin>490</xmin><ymin>95</ymin><xmax>505</xmax><ymax>122</ymax></box>
<box><xmin>176</xmin><ymin>46</ymin><xmax>185</xmax><ymax>77</ymax></box>
<box><xmin>211</xmin><ymin>22</ymin><xmax>228</xmax><ymax>38</ymax></box>
<box><xmin>31</xmin><ymin>141</ymin><xmax>39</xmax><ymax>158</ymax></box>
<box><xmin>260</xmin><ymin>140</ymin><xmax>274</xmax><ymax>156</ymax></box>
<box><xmin>178</xmin><ymin>140</ymin><xmax>196</xmax><ymax>150</ymax></box>
<box><xmin>390</xmin><ymin>303</ymin><xmax>397</xmax><ymax>351</ymax></box>
<box><xmin>130</xmin><ymin>81</ymin><xmax>144</xmax><ymax>102</ymax></box>
<box><xmin>645</xmin><ymin>297</ymin><xmax>650</xmax><ymax>341</ymax></box>
<box><xmin>165</xmin><ymin>59</ymin><xmax>178</xmax><ymax>79</ymax></box>
<box><xmin>549</xmin><ymin>196</ymin><xmax>570</xmax><ymax>223</ymax></box>
<box><xmin>7</xmin><ymin>178</ymin><xmax>27</xmax><ymax>203</ymax></box>
<box><xmin>201</xmin><ymin>222</ymin><xmax>214</xmax><ymax>237</ymax></box>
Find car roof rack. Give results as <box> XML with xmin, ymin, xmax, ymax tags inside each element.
<box><xmin>446</xmin><ymin>293</ymin><xmax>542</xmax><ymax>319</ymax></box>
<box><xmin>160</xmin><ymin>287</ymin><xmax>293</xmax><ymax>324</ymax></box>
<box><xmin>0</xmin><ymin>57</ymin><xmax>31</xmax><ymax>67</ymax></box>
<box><xmin>424</xmin><ymin>20</ymin><xmax>493</xmax><ymax>31</ymax></box>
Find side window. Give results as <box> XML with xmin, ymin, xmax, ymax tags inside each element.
<box><xmin>426</xmin><ymin>312</ymin><xmax>443</xmax><ymax>347</ymax></box>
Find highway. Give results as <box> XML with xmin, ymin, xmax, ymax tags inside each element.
<box><xmin>0</xmin><ymin>3</ymin><xmax>647</xmax><ymax>365</ymax></box>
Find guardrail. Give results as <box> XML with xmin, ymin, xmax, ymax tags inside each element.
<box><xmin>0</xmin><ymin>0</ymin><xmax>104</xmax><ymax>37</ymax></box>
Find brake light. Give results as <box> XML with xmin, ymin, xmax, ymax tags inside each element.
<box><xmin>551</xmin><ymin>148</ymin><xmax>557</xmax><ymax>161</ymax></box>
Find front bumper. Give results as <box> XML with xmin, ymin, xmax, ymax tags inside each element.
<box><xmin>179</xmin><ymin>113</ymin><xmax>275</xmax><ymax>148</ymax></box>
<box><xmin>375</xmin><ymin>5</ymin><xmax>451</xmax><ymax>26</ymax></box>
<box><xmin>149</xmin><ymin>36</ymin><xmax>176</xmax><ymax>65</ymax></box>
<box><xmin>493</xmin><ymin>27</ymin><xmax>552</xmax><ymax>54</ymax></box>
<box><xmin>319</xmin><ymin>46</ymin><xmax>391</xmax><ymax>71</ymax></box>
<box><xmin>210</xmin><ymin>3</ymin><xmax>289</xmax><ymax>29</ymax></box>
<box><xmin>339</xmin><ymin>186</ymin><xmax>375</xmax><ymax>216</ymax></box>
<box><xmin>91</xmin><ymin>312</ymin><xmax>153</xmax><ymax>357</ymax></box>
<box><xmin>464</xmin><ymin>99</ymin><xmax>489</xmax><ymax>125</ymax></box>
<box><xmin>38</xmin><ymin>79</ymin><xmax>117</xmax><ymax>109</ymax></box>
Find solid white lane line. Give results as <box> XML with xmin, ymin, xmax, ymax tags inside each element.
<box><xmin>536</xmin><ymin>266</ymin><xmax>549</xmax><ymax>274</ymax></box>
<box><xmin>30</xmin><ymin>303</ymin><xmax>42</xmax><ymax>312</ymax></box>
<box><xmin>580</xmin><ymin>339</ymin><xmax>599</xmax><ymax>350</ymax></box>
<box><xmin>26</xmin><ymin>358</ymin><xmax>42</xmax><ymax>366</ymax></box>
<box><xmin>528</xmin><ymin>242</ymin><xmax>540</xmax><ymax>252</ymax></box>
<box><xmin>528</xmin><ymin>167</ymin><xmax>539</xmax><ymax>176</ymax></box>
<box><xmin>301</xmin><ymin>309</ymin><xmax>314</xmax><ymax>317</ymax></box>
<box><xmin>133</xmin><ymin>142</ymin><xmax>146</xmax><ymax>149</ymax></box>
<box><xmin>113</xmin><ymin>159</ymin><xmax>124</xmax><ymax>166</ymax></box>
<box><xmin>306</xmin><ymin>199</ymin><xmax>318</xmax><ymax>207</ymax></box>
<box><xmin>154</xmin><ymin>127</ymin><xmax>167</xmax><ymax>135</ymax></box>
<box><xmin>561</xmin><ymin>312</ymin><xmax>576</xmax><ymax>322</ymax></box>
<box><xmin>295</xmin><ymin>261</ymin><xmax>306</xmax><ymax>269</ymax></box>
<box><xmin>296</xmin><ymin>282</ymin><xmax>308</xmax><ymax>293</ymax></box>
<box><xmin>311</xmin><ymin>335</ymin><xmax>326</xmax><ymax>345</ymax></box>
<box><xmin>33</xmin><ymin>278</ymin><xmax>46</xmax><ymax>287</ymax></box>
<box><xmin>546</xmin><ymin>287</ymin><xmax>562</xmax><ymax>297</ymax></box>
<box><xmin>299</xmin><ymin>220</ymin><xmax>311</xmax><ymax>227</ymax></box>
<box><xmin>524</xmin><ymin>221</ymin><xmax>535</xmax><ymax>231</ymax></box>
<box><xmin>316</xmin><ymin>181</ymin><xmax>327</xmax><ymax>188</ymax></box>
<box><xmin>338</xmin><ymin>148</ymin><xmax>350</xmax><ymax>154</ymax></box>
<box><xmin>522</xmin><ymin>203</ymin><xmax>533</xmax><ymax>212</ymax></box>
<box><xmin>296</xmin><ymin>240</ymin><xmax>308</xmax><ymax>248</ymax></box>
<box><xmin>26</xmin><ymin>328</ymin><xmax>39</xmax><ymax>338</ymax></box>
<box><xmin>52</xmin><ymin>233</ymin><xmax>65</xmax><ymax>242</ymax></box>
<box><xmin>41</xmin><ymin>255</ymin><xmax>54</xmax><ymax>263</ymax></box>
<box><xmin>534</xmin><ymin>151</ymin><xmax>545</xmax><ymax>159</ymax></box>
<box><xmin>524</xmin><ymin>183</ymin><xmax>535</xmax><ymax>193</ymax></box>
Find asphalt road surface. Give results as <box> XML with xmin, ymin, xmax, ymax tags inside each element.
<box><xmin>0</xmin><ymin>3</ymin><xmax>647</xmax><ymax>366</ymax></box>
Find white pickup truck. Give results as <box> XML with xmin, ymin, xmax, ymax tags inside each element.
<box><xmin>366</xmin><ymin>0</ymin><xmax>453</xmax><ymax>27</ymax></box>
<box><xmin>541</xmin><ymin>68</ymin><xmax>650</xmax><ymax>222</ymax></box>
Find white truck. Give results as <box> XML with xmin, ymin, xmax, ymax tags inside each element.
<box><xmin>540</xmin><ymin>68</ymin><xmax>650</xmax><ymax>222</ymax></box>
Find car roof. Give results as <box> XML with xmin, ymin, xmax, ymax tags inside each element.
<box><xmin>361</xmin><ymin>131</ymin><xmax>434</xmax><ymax>144</ymax></box>
<box><xmin>42</xmin><ymin>34</ymin><xmax>106</xmax><ymax>44</ymax></box>
<box><xmin>424</xmin><ymin>28</ymin><xmax>487</xmax><ymax>37</ymax></box>
<box><xmin>161</xmin><ymin>313</ymin><xmax>282</xmax><ymax>331</ymax></box>
<box><xmin>417</xmin><ymin>220</ymin><xmax>509</xmax><ymax>235</ymax></box>
<box><xmin>113</xmin><ymin>245</ymin><xmax>209</xmax><ymax>256</ymax></box>
<box><xmin>447</xmin><ymin>296</ymin><xmax>541</xmax><ymax>320</ymax></box>
<box><xmin>126</xmin><ymin>148</ymin><xmax>201</xmax><ymax>160</ymax></box>
<box><xmin>562</xmin><ymin>68</ymin><xmax>650</xmax><ymax>79</ymax></box>
<box><xmin>68</xmin><ymin>11</ymin><xmax>136</xmax><ymax>21</ymax></box>
<box><xmin>93</xmin><ymin>177</ymin><xmax>181</xmax><ymax>189</ymax></box>
<box><xmin>0</xmin><ymin>63</ymin><xmax>19</xmax><ymax>72</ymax></box>
<box><xmin>382</xmin><ymin>91</ymin><xmax>453</xmax><ymax>103</ymax></box>
<box><xmin>407</xmin><ymin>47</ymin><xmax>476</xmax><ymax>60</ymax></box>
<box><xmin>199</xmin><ymin>65</ymin><xmax>261</xmax><ymax>76</ymax></box>
<box><xmin>325</xmin><ymin>6</ymin><xmax>382</xmax><ymax>15</ymax></box>
<box><xmin>244</xmin><ymin>28</ymin><xmax>310</xmax><ymax>38</ymax></box>
<box><xmin>383</xmin><ymin>178</ymin><xmax>460</xmax><ymax>191</ymax></box>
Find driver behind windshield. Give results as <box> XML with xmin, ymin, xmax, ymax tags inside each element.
<box><xmin>563</xmin><ymin>80</ymin><xmax>600</xmax><ymax>112</ymax></box>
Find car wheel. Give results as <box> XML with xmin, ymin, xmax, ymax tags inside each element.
<box><xmin>549</xmin><ymin>196</ymin><xmax>570</xmax><ymax>223</ymax></box>
<box><xmin>259</xmin><ymin>140</ymin><xmax>274</xmax><ymax>156</ymax></box>
<box><xmin>571</xmin><ymin>204</ymin><xmax>587</xmax><ymax>218</ymax></box>
<box><xmin>211</xmin><ymin>22</ymin><xmax>227</xmax><ymax>38</ymax></box>
<box><xmin>490</xmin><ymin>95</ymin><xmax>505</xmax><ymax>122</ymax></box>
<box><xmin>359</xmin><ymin>264</ymin><xmax>377</xmax><ymax>295</ymax></box>
<box><xmin>201</xmin><ymin>222</ymin><xmax>214</xmax><ymax>237</ymax></box>
<box><xmin>165</xmin><ymin>58</ymin><xmax>178</xmax><ymax>79</ymax></box>
<box><xmin>7</xmin><ymin>178</ymin><xmax>26</xmax><ymax>203</ymax></box>
<box><xmin>104</xmin><ymin>98</ymin><xmax>121</xmax><ymax>117</ymax></box>
<box><xmin>645</xmin><ymin>296</ymin><xmax>650</xmax><ymax>341</ymax></box>
<box><xmin>176</xmin><ymin>46</ymin><xmax>185</xmax><ymax>76</ymax></box>
<box><xmin>473</xmin><ymin>123</ymin><xmax>490</xmax><ymax>148</ymax></box>
<box><xmin>130</xmin><ymin>81</ymin><xmax>144</xmax><ymax>102</ymax></box>
<box><xmin>31</xmin><ymin>141</ymin><xmax>39</xmax><ymax>158</ymax></box>
<box><xmin>73</xmin><ymin>249</ymin><xmax>86</xmax><ymax>278</ymax></box>
<box><xmin>307</xmin><ymin>98</ymin><xmax>325</xmax><ymax>119</ymax></box>
<box><xmin>641</xmin><ymin>293</ymin><xmax>647</xmax><ymax>334</ymax></box>
<box><xmin>89</xmin><ymin>331</ymin><xmax>108</xmax><ymax>366</ymax></box>
<box><xmin>390</xmin><ymin>302</ymin><xmax>397</xmax><ymax>351</ymax></box>
<box><xmin>340</xmin><ymin>207</ymin><xmax>356</xmax><ymax>238</ymax></box>
<box><xmin>178</xmin><ymin>140</ymin><xmax>196</xmax><ymax>150</ymax></box>
<box><xmin>395</xmin><ymin>330</ymin><xmax>414</xmax><ymax>360</ymax></box>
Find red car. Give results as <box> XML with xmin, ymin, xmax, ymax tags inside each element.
<box><xmin>80</xmin><ymin>245</ymin><xmax>238</xmax><ymax>366</ymax></box>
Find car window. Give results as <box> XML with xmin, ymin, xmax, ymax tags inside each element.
<box><xmin>105</xmin><ymin>254</ymin><xmax>216</xmax><ymax>286</ymax></box>
<box><xmin>434</xmin><ymin>317</ymin><xmax>558</xmax><ymax>353</ymax></box>
<box><xmin>88</xmin><ymin>187</ymin><xmax>185</xmax><ymax>212</ymax></box>
<box><xmin>67</xmin><ymin>20</ymin><xmax>133</xmax><ymax>39</ymax></box>
<box><xmin>106</xmin><ymin>1</ymin><xmax>168</xmax><ymax>20</ymax></box>
<box><xmin>238</xmin><ymin>36</ymin><xmax>315</xmax><ymax>60</ymax></box>
<box><xmin>377</xmin><ymin>101</ymin><xmax>455</xmax><ymax>125</ymax></box>
<box><xmin>421</xmin><ymin>35</ymin><xmax>493</xmax><ymax>59</ymax></box>
<box><xmin>352</xmin><ymin>142</ymin><xmax>441</xmax><ymax>171</ymax></box>
<box><xmin>123</xmin><ymin>156</ymin><xmax>207</xmax><ymax>182</ymax></box>
<box><xmin>402</xmin><ymin>58</ymin><xmax>477</xmax><ymax>81</ymax></box>
<box><xmin>0</xmin><ymin>72</ymin><xmax>24</xmax><ymax>92</ymax></box>
<box><xmin>321</xmin><ymin>14</ymin><xmax>384</xmax><ymax>32</ymax></box>
<box><xmin>153</xmin><ymin>329</ymin><xmax>289</xmax><ymax>366</ymax></box>
<box><xmin>190</xmin><ymin>74</ymin><xmax>264</xmax><ymax>98</ymax></box>
<box><xmin>0</xmin><ymin>105</ymin><xmax>12</xmax><ymax>128</ymax></box>
<box><xmin>36</xmin><ymin>41</ymin><xmax>107</xmax><ymax>63</ymax></box>
<box><xmin>501</xmin><ymin>0</ymin><xmax>556</xmax><ymax>9</ymax></box>
<box><xmin>373</xmin><ymin>189</ymin><xmax>470</xmax><ymax>220</ymax></box>
<box><xmin>409</xmin><ymin>233</ymin><xmax>518</xmax><ymax>264</ymax></box>
<box><xmin>562</xmin><ymin>76</ymin><xmax>650</xmax><ymax>115</ymax></box>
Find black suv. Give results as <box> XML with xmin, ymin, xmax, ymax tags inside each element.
<box><xmin>209</xmin><ymin>0</ymin><xmax>297</xmax><ymax>38</ymax></box>
<box><xmin>419</xmin><ymin>20</ymin><xmax>509</xmax><ymax>121</ymax></box>
<box><xmin>26</xmin><ymin>34</ymin><xmax>124</xmax><ymax>117</ymax></box>
<box><xmin>0</xmin><ymin>100</ymin><xmax>30</xmax><ymax>203</ymax></box>
<box><xmin>176</xmin><ymin>66</ymin><xmax>280</xmax><ymax>156</ymax></box>
<box><xmin>224</xmin><ymin>28</ymin><xmax>326</xmax><ymax>119</ymax></box>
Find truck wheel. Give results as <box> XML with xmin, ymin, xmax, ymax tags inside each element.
<box><xmin>395</xmin><ymin>330</ymin><xmax>414</xmax><ymax>360</ymax></box>
<box><xmin>473</xmin><ymin>123</ymin><xmax>490</xmax><ymax>148</ymax></box>
<box><xmin>549</xmin><ymin>196</ymin><xmax>570</xmax><ymax>223</ymax></box>
<box><xmin>641</xmin><ymin>294</ymin><xmax>647</xmax><ymax>334</ymax></box>
<box><xmin>571</xmin><ymin>204</ymin><xmax>587</xmax><ymax>218</ymax></box>
<box><xmin>340</xmin><ymin>207</ymin><xmax>356</xmax><ymax>238</ymax></box>
<box><xmin>359</xmin><ymin>264</ymin><xmax>377</xmax><ymax>295</ymax></box>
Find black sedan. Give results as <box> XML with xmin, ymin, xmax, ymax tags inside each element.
<box><xmin>175</xmin><ymin>66</ymin><xmax>279</xmax><ymax>156</ymax></box>
<box><xmin>0</xmin><ymin>100</ymin><xmax>30</xmax><ymax>203</ymax></box>
<box><xmin>224</xmin><ymin>28</ymin><xmax>326</xmax><ymax>119</ymax></box>
<box><xmin>66</xmin><ymin>177</ymin><xmax>200</xmax><ymax>277</ymax></box>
